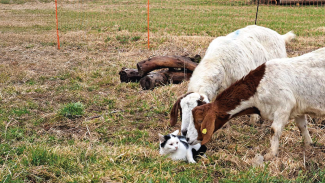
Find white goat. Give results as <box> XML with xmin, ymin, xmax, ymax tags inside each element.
<box><xmin>170</xmin><ymin>25</ymin><xmax>295</xmax><ymax>143</ymax></box>
<box><xmin>192</xmin><ymin>47</ymin><xmax>325</xmax><ymax>160</ymax></box>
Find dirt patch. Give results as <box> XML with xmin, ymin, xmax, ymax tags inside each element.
<box><xmin>43</xmin><ymin>120</ymin><xmax>88</xmax><ymax>139</ymax></box>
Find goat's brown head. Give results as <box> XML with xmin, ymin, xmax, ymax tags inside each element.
<box><xmin>192</xmin><ymin>103</ymin><xmax>229</xmax><ymax>145</ymax></box>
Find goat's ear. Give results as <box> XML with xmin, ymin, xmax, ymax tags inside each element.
<box><xmin>158</xmin><ymin>133</ymin><xmax>165</xmax><ymax>143</ymax></box>
<box><xmin>170</xmin><ymin>98</ymin><xmax>182</xmax><ymax>126</ymax></box>
<box><xmin>171</xmin><ymin>130</ymin><xmax>179</xmax><ymax>136</ymax></box>
<box><xmin>201</xmin><ymin>111</ymin><xmax>216</xmax><ymax>145</ymax></box>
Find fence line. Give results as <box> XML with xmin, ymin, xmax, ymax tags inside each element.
<box><xmin>255</xmin><ymin>0</ymin><xmax>260</xmax><ymax>24</ymax></box>
<box><xmin>1</xmin><ymin>0</ymin><xmax>323</xmax><ymax>52</ymax></box>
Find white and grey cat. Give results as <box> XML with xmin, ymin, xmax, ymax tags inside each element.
<box><xmin>158</xmin><ymin>130</ymin><xmax>207</xmax><ymax>163</ymax></box>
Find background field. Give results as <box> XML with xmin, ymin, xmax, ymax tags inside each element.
<box><xmin>0</xmin><ymin>0</ymin><xmax>325</xmax><ymax>182</ymax></box>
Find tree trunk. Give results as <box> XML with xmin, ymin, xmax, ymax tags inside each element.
<box><xmin>137</xmin><ymin>56</ymin><xmax>198</xmax><ymax>77</ymax></box>
<box><xmin>140</xmin><ymin>70</ymin><xmax>192</xmax><ymax>90</ymax></box>
<box><xmin>119</xmin><ymin>68</ymin><xmax>142</xmax><ymax>83</ymax></box>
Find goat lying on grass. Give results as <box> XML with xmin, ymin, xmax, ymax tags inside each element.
<box><xmin>192</xmin><ymin>47</ymin><xmax>325</xmax><ymax>160</ymax></box>
<box><xmin>170</xmin><ymin>25</ymin><xmax>295</xmax><ymax>143</ymax></box>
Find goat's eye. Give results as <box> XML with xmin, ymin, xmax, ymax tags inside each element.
<box><xmin>170</xmin><ymin>143</ymin><xmax>173</xmax><ymax>146</ymax></box>
<box><xmin>176</xmin><ymin>142</ymin><xmax>178</xmax><ymax>144</ymax></box>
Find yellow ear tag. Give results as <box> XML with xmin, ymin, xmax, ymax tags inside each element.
<box><xmin>202</xmin><ymin>129</ymin><xmax>207</xmax><ymax>134</ymax></box>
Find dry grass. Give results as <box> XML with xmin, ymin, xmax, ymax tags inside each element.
<box><xmin>0</xmin><ymin>0</ymin><xmax>325</xmax><ymax>182</ymax></box>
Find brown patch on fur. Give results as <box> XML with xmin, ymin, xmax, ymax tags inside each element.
<box><xmin>216</xmin><ymin>64</ymin><xmax>266</xmax><ymax>112</ymax></box>
<box><xmin>170</xmin><ymin>92</ymin><xmax>193</xmax><ymax>126</ymax></box>
<box><xmin>193</xmin><ymin>64</ymin><xmax>266</xmax><ymax>144</ymax></box>
<box><xmin>193</xmin><ymin>104</ymin><xmax>230</xmax><ymax>145</ymax></box>
<box><xmin>197</xmin><ymin>95</ymin><xmax>207</xmax><ymax>106</ymax></box>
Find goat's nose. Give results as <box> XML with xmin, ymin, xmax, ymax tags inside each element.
<box><xmin>181</xmin><ymin>130</ymin><xmax>187</xmax><ymax>136</ymax></box>
<box><xmin>186</xmin><ymin>138</ymin><xmax>190</xmax><ymax>142</ymax></box>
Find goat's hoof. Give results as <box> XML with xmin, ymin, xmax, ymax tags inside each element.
<box><xmin>304</xmin><ymin>141</ymin><xmax>312</xmax><ymax>147</ymax></box>
<box><xmin>264</xmin><ymin>153</ymin><xmax>275</xmax><ymax>161</ymax></box>
<box><xmin>249</xmin><ymin>114</ymin><xmax>260</xmax><ymax>125</ymax></box>
<box><xmin>251</xmin><ymin>154</ymin><xmax>264</xmax><ymax>168</ymax></box>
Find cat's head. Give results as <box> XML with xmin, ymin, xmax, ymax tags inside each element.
<box><xmin>158</xmin><ymin>130</ymin><xmax>180</xmax><ymax>154</ymax></box>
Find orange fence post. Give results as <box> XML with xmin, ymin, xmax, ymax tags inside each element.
<box><xmin>55</xmin><ymin>0</ymin><xmax>60</xmax><ymax>50</ymax></box>
<box><xmin>147</xmin><ymin>0</ymin><xmax>150</xmax><ymax>49</ymax></box>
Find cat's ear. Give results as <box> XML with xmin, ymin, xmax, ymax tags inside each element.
<box><xmin>158</xmin><ymin>133</ymin><xmax>165</xmax><ymax>143</ymax></box>
<box><xmin>171</xmin><ymin>130</ymin><xmax>179</xmax><ymax>136</ymax></box>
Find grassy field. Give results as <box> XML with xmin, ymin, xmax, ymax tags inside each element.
<box><xmin>0</xmin><ymin>0</ymin><xmax>325</xmax><ymax>182</ymax></box>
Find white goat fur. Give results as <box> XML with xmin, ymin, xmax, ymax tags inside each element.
<box><xmin>178</xmin><ymin>25</ymin><xmax>295</xmax><ymax>141</ymax></box>
<box><xmin>227</xmin><ymin>47</ymin><xmax>325</xmax><ymax>159</ymax></box>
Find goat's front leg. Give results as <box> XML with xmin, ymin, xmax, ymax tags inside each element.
<box><xmin>295</xmin><ymin>115</ymin><xmax>312</xmax><ymax>146</ymax></box>
<box><xmin>186</xmin><ymin>148</ymin><xmax>196</xmax><ymax>163</ymax></box>
<box><xmin>264</xmin><ymin>113</ymin><xmax>288</xmax><ymax>161</ymax></box>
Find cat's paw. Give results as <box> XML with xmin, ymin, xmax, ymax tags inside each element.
<box><xmin>188</xmin><ymin>159</ymin><xmax>196</xmax><ymax>164</ymax></box>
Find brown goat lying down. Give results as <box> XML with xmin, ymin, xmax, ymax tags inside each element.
<box><xmin>192</xmin><ymin>48</ymin><xmax>325</xmax><ymax>160</ymax></box>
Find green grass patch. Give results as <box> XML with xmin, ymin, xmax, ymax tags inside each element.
<box><xmin>4</xmin><ymin>127</ymin><xmax>25</xmax><ymax>141</ymax></box>
<box><xmin>58</xmin><ymin>102</ymin><xmax>85</xmax><ymax>119</ymax></box>
<box><xmin>13</xmin><ymin>107</ymin><xmax>30</xmax><ymax>117</ymax></box>
<box><xmin>113</xmin><ymin>129</ymin><xmax>149</xmax><ymax>145</ymax></box>
<box><xmin>116</xmin><ymin>35</ymin><xmax>130</xmax><ymax>44</ymax></box>
<box><xmin>0</xmin><ymin>0</ymin><xmax>11</xmax><ymax>4</ymax></box>
<box><xmin>131</xmin><ymin>36</ymin><xmax>141</xmax><ymax>42</ymax></box>
<box><xmin>104</xmin><ymin>36</ymin><xmax>111</xmax><ymax>42</ymax></box>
